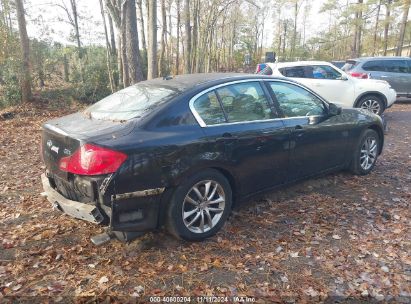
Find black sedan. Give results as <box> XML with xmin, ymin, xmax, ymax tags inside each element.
<box><xmin>41</xmin><ymin>73</ymin><xmax>384</xmax><ymax>242</ymax></box>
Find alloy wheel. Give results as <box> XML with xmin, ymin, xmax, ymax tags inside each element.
<box><xmin>360</xmin><ymin>99</ymin><xmax>381</xmax><ymax>114</ymax></box>
<box><xmin>360</xmin><ymin>137</ymin><xmax>378</xmax><ymax>170</ymax></box>
<box><xmin>182</xmin><ymin>180</ymin><xmax>226</xmax><ymax>234</ymax></box>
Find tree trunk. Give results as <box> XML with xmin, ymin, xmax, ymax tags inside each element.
<box><xmin>291</xmin><ymin>1</ymin><xmax>298</xmax><ymax>59</ymax></box>
<box><xmin>63</xmin><ymin>54</ymin><xmax>69</xmax><ymax>82</ymax></box>
<box><xmin>372</xmin><ymin>0</ymin><xmax>382</xmax><ymax>56</ymax></box>
<box><xmin>105</xmin><ymin>0</ymin><xmax>123</xmax><ymax>86</ymax></box>
<box><xmin>117</xmin><ymin>32</ymin><xmax>123</xmax><ymax>87</ymax></box>
<box><xmin>356</xmin><ymin>0</ymin><xmax>363</xmax><ymax>57</ymax></box>
<box><xmin>125</xmin><ymin>0</ymin><xmax>144</xmax><ymax>84</ymax></box>
<box><xmin>121</xmin><ymin>3</ymin><xmax>129</xmax><ymax>87</ymax></box>
<box><xmin>352</xmin><ymin>0</ymin><xmax>363</xmax><ymax>57</ymax></box>
<box><xmin>147</xmin><ymin>0</ymin><xmax>158</xmax><ymax>79</ymax></box>
<box><xmin>167</xmin><ymin>0</ymin><xmax>173</xmax><ymax>71</ymax></box>
<box><xmin>70</xmin><ymin>0</ymin><xmax>81</xmax><ymax>57</ymax></box>
<box><xmin>15</xmin><ymin>0</ymin><xmax>31</xmax><ymax>102</ymax></box>
<box><xmin>191</xmin><ymin>0</ymin><xmax>199</xmax><ymax>73</ymax></box>
<box><xmin>176</xmin><ymin>0</ymin><xmax>180</xmax><ymax>74</ymax></box>
<box><xmin>396</xmin><ymin>0</ymin><xmax>411</xmax><ymax>56</ymax></box>
<box><xmin>159</xmin><ymin>0</ymin><xmax>167</xmax><ymax>76</ymax></box>
<box><xmin>99</xmin><ymin>0</ymin><xmax>115</xmax><ymax>92</ymax></box>
<box><xmin>136</xmin><ymin>0</ymin><xmax>147</xmax><ymax>53</ymax></box>
<box><xmin>183</xmin><ymin>0</ymin><xmax>191</xmax><ymax>74</ymax></box>
<box><xmin>108</xmin><ymin>13</ymin><xmax>117</xmax><ymax>56</ymax></box>
<box><xmin>383</xmin><ymin>0</ymin><xmax>392</xmax><ymax>56</ymax></box>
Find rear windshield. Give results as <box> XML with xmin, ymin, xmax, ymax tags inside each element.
<box><xmin>341</xmin><ymin>60</ymin><xmax>358</xmax><ymax>71</ymax></box>
<box><xmin>85</xmin><ymin>83</ymin><xmax>180</xmax><ymax>121</ymax></box>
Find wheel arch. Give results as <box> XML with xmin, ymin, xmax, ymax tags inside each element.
<box><xmin>157</xmin><ymin>165</ymin><xmax>240</xmax><ymax>227</ymax></box>
<box><xmin>354</xmin><ymin>92</ymin><xmax>387</xmax><ymax>108</ymax></box>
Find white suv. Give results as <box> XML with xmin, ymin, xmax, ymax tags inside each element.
<box><xmin>256</xmin><ymin>61</ymin><xmax>396</xmax><ymax>115</ymax></box>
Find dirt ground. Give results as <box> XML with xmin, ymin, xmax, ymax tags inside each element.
<box><xmin>0</xmin><ymin>102</ymin><xmax>410</xmax><ymax>303</ymax></box>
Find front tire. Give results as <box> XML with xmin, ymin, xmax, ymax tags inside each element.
<box><xmin>166</xmin><ymin>169</ymin><xmax>232</xmax><ymax>241</ymax></box>
<box><xmin>350</xmin><ymin>129</ymin><xmax>380</xmax><ymax>175</ymax></box>
<box><xmin>357</xmin><ymin>95</ymin><xmax>385</xmax><ymax>115</ymax></box>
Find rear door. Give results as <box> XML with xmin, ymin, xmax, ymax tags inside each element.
<box><xmin>266</xmin><ymin>81</ymin><xmax>349</xmax><ymax>181</ymax></box>
<box><xmin>192</xmin><ymin>81</ymin><xmax>290</xmax><ymax>195</ymax></box>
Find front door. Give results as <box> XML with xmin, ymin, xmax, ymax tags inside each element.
<box><xmin>266</xmin><ymin>81</ymin><xmax>349</xmax><ymax>181</ymax></box>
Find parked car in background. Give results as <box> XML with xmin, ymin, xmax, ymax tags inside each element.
<box><xmin>256</xmin><ymin>61</ymin><xmax>396</xmax><ymax>115</ymax></box>
<box><xmin>331</xmin><ymin>61</ymin><xmax>346</xmax><ymax>69</ymax></box>
<box><xmin>41</xmin><ymin>74</ymin><xmax>384</xmax><ymax>242</ymax></box>
<box><xmin>341</xmin><ymin>57</ymin><xmax>411</xmax><ymax>100</ymax></box>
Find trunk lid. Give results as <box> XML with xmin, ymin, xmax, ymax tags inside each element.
<box><xmin>41</xmin><ymin>112</ymin><xmax>134</xmax><ymax>178</ymax></box>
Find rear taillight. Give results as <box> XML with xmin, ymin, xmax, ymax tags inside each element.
<box><xmin>349</xmin><ymin>72</ymin><xmax>369</xmax><ymax>79</ymax></box>
<box><xmin>59</xmin><ymin>144</ymin><xmax>127</xmax><ymax>175</ymax></box>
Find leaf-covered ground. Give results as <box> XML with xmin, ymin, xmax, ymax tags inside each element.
<box><xmin>0</xmin><ymin>103</ymin><xmax>410</xmax><ymax>303</ymax></box>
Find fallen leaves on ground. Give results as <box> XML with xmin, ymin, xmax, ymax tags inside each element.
<box><xmin>0</xmin><ymin>102</ymin><xmax>410</xmax><ymax>302</ymax></box>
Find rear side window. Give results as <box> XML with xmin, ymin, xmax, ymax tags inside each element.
<box><xmin>216</xmin><ymin>82</ymin><xmax>275</xmax><ymax>122</ymax></box>
<box><xmin>279</xmin><ymin>66</ymin><xmax>310</xmax><ymax>78</ymax></box>
<box><xmin>384</xmin><ymin>60</ymin><xmax>409</xmax><ymax>73</ymax></box>
<box><xmin>193</xmin><ymin>92</ymin><xmax>226</xmax><ymax>125</ymax></box>
<box><xmin>362</xmin><ymin>60</ymin><xmax>386</xmax><ymax>72</ymax></box>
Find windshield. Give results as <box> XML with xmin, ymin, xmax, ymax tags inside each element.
<box><xmin>85</xmin><ymin>83</ymin><xmax>180</xmax><ymax>121</ymax></box>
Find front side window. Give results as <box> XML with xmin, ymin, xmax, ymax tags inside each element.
<box><xmin>269</xmin><ymin>82</ymin><xmax>326</xmax><ymax>117</ymax></box>
<box><xmin>216</xmin><ymin>82</ymin><xmax>275</xmax><ymax>123</ymax></box>
<box><xmin>193</xmin><ymin>92</ymin><xmax>226</xmax><ymax>125</ymax></box>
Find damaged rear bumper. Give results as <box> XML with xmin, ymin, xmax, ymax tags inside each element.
<box><xmin>41</xmin><ymin>174</ymin><xmax>104</xmax><ymax>224</ymax></box>
<box><xmin>41</xmin><ymin>173</ymin><xmax>165</xmax><ymax>232</ymax></box>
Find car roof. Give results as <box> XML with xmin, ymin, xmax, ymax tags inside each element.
<box><xmin>266</xmin><ymin>61</ymin><xmax>333</xmax><ymax>68</ymax></box>
<box><xmin>136</xmin><ymin>73</ymin><xmax>289</xmax><ymax>91</ymax></box>
<box><xmin>347</xmin><ymin>56</ymin><xmax>411</xmax><ymax>62</ymax></box>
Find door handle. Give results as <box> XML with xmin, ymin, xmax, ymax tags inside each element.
<box><xmin>216</xmin><ymin>132</ymin><xmax>237</xmax><ymax>141</ymax></box>
<box><xmin>294</xmin><ymin>125</ymin><xmax>305</xmax><ymax>137</ymax></box>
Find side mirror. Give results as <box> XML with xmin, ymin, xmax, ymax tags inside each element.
<box><xmin>338</xmin><ymin>75</ymin><xmax>349</xmax><ymax>81</ymax></box>
<box><xmin>328</xmin><ymin>103</ymin><xmax>342</xmax><ymax>116</ymax></box>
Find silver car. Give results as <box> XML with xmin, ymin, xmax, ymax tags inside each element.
<box><xmin>342</xmin><ymin>57</ymin><xmax>411</xmax><ymax>100</ymax></box>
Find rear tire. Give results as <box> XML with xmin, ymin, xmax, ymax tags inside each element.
<box><xmin>356</xmin><ymin>95</ymin><xmax>385</xmax><ymax>115</ymax></box>
<box><xmin>350</xmin><ymin>129</ymin><xmax>380</xmax><ymax>175</ymax></box>
<box><xmin>166</xmin><ymin>169</ymin><xmax>232</xmax><ymax>241</ymax></box>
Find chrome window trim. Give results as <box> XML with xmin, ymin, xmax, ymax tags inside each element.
<box><xmin>188</xmin><ymin>78</ymin><xmax>328</xmax><ymax>128</ymax></box>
